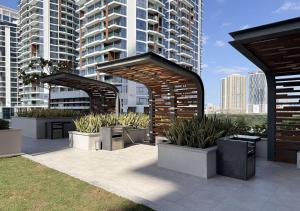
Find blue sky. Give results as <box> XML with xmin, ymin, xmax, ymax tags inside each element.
<box><xmin>1</xmin><ymin>0</ymin><xmax>300</xmax><ymax>105</ymax></box>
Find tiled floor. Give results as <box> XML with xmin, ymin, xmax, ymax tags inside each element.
<box><xmin>22</xmin><ymin>137</ymin><xmax>300</xmax><ymax>211</ymax></box>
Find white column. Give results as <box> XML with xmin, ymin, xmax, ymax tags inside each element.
<box><xmin>127</xmin><ymin>0</ymin><xmax>137</xmax><ymax>56</ymax></box>
<box><xmin>5</xmin><ymin>26</ymin><xmax>11</xmax><ymax>107</ymax></box>
<box><xmin>43</xmin><ymin>0</ymin><xmax>50</xmax><ymax>60</ymax></box>
<box><xmin>126</xmin><ymin>0</ymin><xmax>137</xmax><ymax>111</ymax></box>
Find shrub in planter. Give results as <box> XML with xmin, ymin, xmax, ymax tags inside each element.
<box><xmin>118</xmin><ymin>113</ymin><xmax>149</xmax><ymax>129</ymax></box>
<box><xmin>17</xmin><ymin>109</ymin><xmax>83</xmax><ymax>118</ymax></box>
<box><xmin>166</xmin><ymin>115</ymin><xmax>237</xmax><ymax>149</ymax></box>
<box><xmin>0</xmin><ymin>119</ymin><xmax>9</xmax><ymax>130</ymax></box>
<box><xmin>158</xmin><ymin>116</ymin><xmax>237</xmax><ymax>178</ymax></box>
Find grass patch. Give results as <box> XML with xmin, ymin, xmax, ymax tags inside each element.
<box><xmin>0</xmin><ymin>156</ymin><xmax>152</xmax><ymax>211</ymax></box>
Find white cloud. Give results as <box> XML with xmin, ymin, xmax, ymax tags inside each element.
<box><xmin>214</xmin><ymin>40</ymin><xmax>226</xmax><ymax>48</ymax></box>
<box><xmin>201</xmin><ymin>63</ymin><xmax>208</xmax><ymax>69</ymax></box>
<box><xmin>202</xmin><ymin>35</ymin><xmax>209</xmax><ymax>45</ymax></box>
<box><xmin>221</xmin><ymin>22</ymin><xmax>232</xmax><ymax>27</ymax></box>
<box><xmin>241</xmin><ymin>25</ymin><xmax>250</xmax><ymax>30</ymax></box>
<box><xmin>215</xmin><ymin>66</ymin><xmax>250</xmax><ymax>75</ymax></box>
<box><xmin>274</xmin><ymin>2</ymin><xmax>300</xmax><ymax>13</ymax></box>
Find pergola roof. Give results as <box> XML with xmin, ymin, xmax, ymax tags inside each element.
<box><xmin>40</xmin><ymin>72</ymin><xmax>119</xmax><ymax>114</ymax></box>
<box><xmin>96</xmin><ymin>52</ymin><xmax>204</xmax><ymax>141</ymax></box>
<box><xmin>230</xmin><ymin>17</ymin><xmax>300</xmax><ymax>163</ymax></box>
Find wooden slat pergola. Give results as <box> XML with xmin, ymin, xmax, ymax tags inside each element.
<box><xmin>96</xmin><ymin>52</ymin><xmax>205</xmax><ymax>143</ymax></box>
<box><xmin>230</xmin><ymin>17</ymin><xmax>300</xmax><ymax>163</ymax></box>
<box><xmin>40</xmin><ymin>73</ymin><xmax>120</xmax><ymax>115</ymax></box>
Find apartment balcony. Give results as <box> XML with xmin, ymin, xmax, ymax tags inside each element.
<box><xmin>147</xmin><ymin>4</ymin><xmax>163</xmax><ymax>16</ymax></box>
<box><xmin>148</xmin><ymin>26</ymin><xmax>164</xmax><ymax>38</ymax></box>
<box><xmin>180</xmin><ymin>15</ymin><xmax>190</xmax><ymax>24</ymax></box>
<box><xmin>147</xmin><ymin>15</ymin><xmax>159</xmax><ymax>25</ymax></box>
<box><xmin>179</xmin><ymin>33</ymin><xmax>191</xmax><ymax>42</ymax></box>
<box><xmin>178</xmin><ymin>52</ymin><xmax>193</xmax><ymax>59</ymax></box>
<box><xmin>168</xmin><ymin>36</ymin><xmax>179</xmax><ymax>43</ymax></box>
<box><xmin>148</xmin><ymin>0</ymin><xmax>164</xmax><ymax>7</ymax></box>
<box><xmin>179</xmin><ymin>6</ymin><xmax>189</xmax><ymax>15</ymax></box>
<box><xmin>181</xmin><ymin>0</ymin><xmax>194</xmax><ymax>9</ymax></box>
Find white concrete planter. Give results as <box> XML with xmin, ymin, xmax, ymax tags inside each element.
<box><xmin>0</xmin><ymin>129</ymin><xmax>22</xmax><ymax>157</ymax></box>
<box><xmin>256</xmin><ymin>138</ymin><xmax>268</xmax><ymax>160</ymax></box>
<box><xmin>12</xmin><ymin>117</ymin><xmax>75</xmax><ymax>139</ymax></box>
<box><xmin>69</xmin><ymin>131</ymin><xmax>100</xmax><ymax>150</ymax></box>
<box><xmin>158</xmin><ymin>143</ymin><xmax>217</xmax><ymax>179</ymax></box>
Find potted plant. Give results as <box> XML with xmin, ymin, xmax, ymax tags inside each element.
<box><xmin>0</xmin><ymin>119</ymin><xmax>22</xmax><ymax>157</ymax></box>
<box><xmin>11</xmin><ymin>109</ymin><xmax>81</xmax><ymax>139</ymax></box>
<box><xmin>158</xmin><ymin>116</ymin><xmax>236</xmax><ymax>179</ymax></box>
<box><xmin>119</xmin><ymin>113</ymin><xmax>149</xmax><ymax>145</ymax></box>
<box><xmin>70</xmin><ymin>114</ymin><xmax>104</xmax><ymax>150</ymax></box>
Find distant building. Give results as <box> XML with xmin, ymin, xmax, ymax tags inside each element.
<box><xmin>248</xmin><ymin>70</ymin><xmax>267</xmax><ymax>114</ymax></box>
<box><xmin>205</xmin><ymin>103</ymin><xmax>220</xmax><ymax>114</ymax></box>
<box><xmin>18</xmin><ymin>0</ymin><xmax>78</xmax><ymax>109</ymax></box>
<box><xmin>0</xmin><ymin>5</ymin><xmax>18</xmax><ymax>118</ymax></box>
<box><xmin>76</xmin><ymin>0</ymin><xmax>203</xmax><ymax>113</ymax></box>
<box><xmin>221</xmin><ymin>74</ymin><xmax>246</xmax><ymax>114</ymax></box>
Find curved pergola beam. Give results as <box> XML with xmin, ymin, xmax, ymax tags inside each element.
<box><xmin>96</xmin><ymin>52</ymin><xmax>205</xmax><ymax>142</ymax></box>
<box><xmin>40</xmin><ymin>72</ymin><xmax>120</xmax><ymax>115</ymax></box>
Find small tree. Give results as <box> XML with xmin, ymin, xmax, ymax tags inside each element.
<box><xmin>18</xmin><ymin>58</ymin><xmax>75</xmax><ymax>109</ymax></box>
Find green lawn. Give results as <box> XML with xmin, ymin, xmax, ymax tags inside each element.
<box><xmin>0</xmin><ymin>156</ymin><xmax>152</xmax><ymax>211</ymax></box>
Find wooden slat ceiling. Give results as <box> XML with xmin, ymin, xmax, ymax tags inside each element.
<box><xmin>40</xmin><ymin>73</ymin><xmax>118</xmax><ymax>114</ymax></box>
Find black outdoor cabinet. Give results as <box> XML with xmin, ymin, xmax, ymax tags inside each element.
<box><xmin>217</xmin><ymin>136</ymin><xmax>257</xmax><ymax>180</ymax></box>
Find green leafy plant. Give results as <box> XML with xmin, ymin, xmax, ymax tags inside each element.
<box><xmin>74</xmin><ymin>113</ymin><xmax>149</xmax><ymax>133</ymax></box>
<box><xmin>118</xmin><ymin>113</ymin><xmax>149</xmax><ymax>128</ymax></box>
<box><xmin>209</xmin><ymin>114</ymin><xmax>267</xmax><ymax>137</ymax></box>
<box><xmin>166</xmin><ymin>115</ymin><xmax>237</xmax><ymax>149</ymax></box>
<box><xmin>0</xmin><ymin>119</ymin><xmax>9</xmax><ymax>130</ymax></box>
<box><xmin>17</xmin><ymin>109</ymin><xmax>83</xmax><ymax>118</ymax></box>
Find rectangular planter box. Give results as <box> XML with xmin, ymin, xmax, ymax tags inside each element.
<box><xmin>12</xmin><ymin>117</ymin><xmax>75</xmax><ymax>139</ymax></box>
<box><xmin>122</xmin><ymin>128</ymin><xmax>147</xmax><ymax>145</ymax></box>
<box><xmin>100</xmin><ymin>127</ymin><xmax>124</xmax><ymax>151</ymax></box>
<box><xmin>0</xmin><ymin>129</ymin><xmax>22</xmax><ymax>157</ymax></box>
<box><xmin>69</xmin><ymin>131</ymin><xmax>100</xmax><ymax>150</ymax></box>
<box><xmin>158</xmin><ymin>143</ymin><xmax>217</xmax><ymax>179</ymax></box>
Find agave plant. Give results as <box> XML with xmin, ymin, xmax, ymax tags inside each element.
<box><xmin>166</xmin><ymin>115</ymin><xmax>237</xmax><ymax>149</ymax></box>
<box><xmin>118</xmin><ymin>113</ymin><xmax>149</xmax><ymax>128</ymax></box>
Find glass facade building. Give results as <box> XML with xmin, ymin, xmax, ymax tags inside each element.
<box><xmin>248</xmin><ymin>70</ymin><xmax>267</xmax><ymax>114</ymax></box>
<box><xmin>77</xmin><ymin>0</ymin><xmax>203</xmax><ymax>113</ymax></box>
<box><xmin>0</xmin><ymin>5</ymin><xmax>18</xmax><ymax>118</ymax></box>
<box><xmin>18</xmin><ymin>0</ymin><xmax>78</xmax><ymax>108</ymax></box>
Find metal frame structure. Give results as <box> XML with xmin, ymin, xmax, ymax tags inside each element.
<box><xmin>40</xmin><ymin>73</ymin><xmax>120</xmax><ymax>115</ymax></box>
<box><xmin>96</xmin><ymin>52</ymin><xmax>205</xmax><ymax>143</ymax></box>
<box><xmin>230</xmin><ymin>17</ymin><xmax>300</xmax><ymax>163</ymax></box>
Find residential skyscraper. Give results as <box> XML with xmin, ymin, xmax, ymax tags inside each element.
<box><xmin>0</xmin><ymin>5</ymin><xmax>18</xmax><ymax>118</ymax></box>
<box><xmin>18</xmin><ymin>0</ymin><xmax>79</xmax><ymax>108</ymax></box>
<box><xmin>221</xmin><ymin>74</ymin><xmax>247</xmax><ymax>114</ymax></box>
<box><xmin>76</xmin><ymin>0</ymin><xmax>202</xmax><ymax>113</ymax></box>
<box><xmin>248</xmin><ymin>70</ymin><xmax>267</xmax><ymax>114</ymax></box>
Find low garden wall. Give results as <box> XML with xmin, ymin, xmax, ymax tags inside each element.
<box><xmin>0</xmin><ymin>129</ymin><xmax>22</xmax><ymax>157</ymax></box>
<box><xmin>12</xmin><ymin>117</ymin><xmax>75</xmax><ymax>139</ymax></box>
